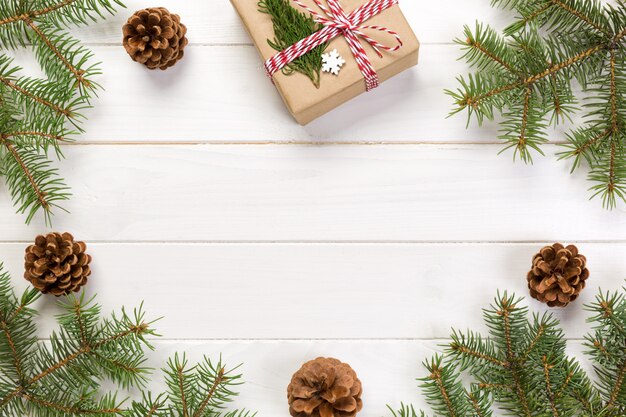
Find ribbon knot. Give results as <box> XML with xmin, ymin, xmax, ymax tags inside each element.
<box><xmin>264</xmin><ymin>0</ymin><xmax>403</xmax><ymax>91</ymax></box>
<box><xmin>335</xmin><ymin>20</ymin><xmax>357</xmax><ymax>31</ymax></box>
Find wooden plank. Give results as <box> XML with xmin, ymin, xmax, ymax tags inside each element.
<box><xmin>141</xmin><ymin>340</ymin><xmax>434</xmax><ymax>417</ymax></box>
<box><xmin>77</xmin><ymin>44</ymin><xmax>507</xmax><ymax>143</ymax></box>
<box><xmin>11</xmin><ymin>41</ymin><xmax>550</xmax><ymax>143</ymax></box>
<box><xmin>120</xmin><ymin>339</ymin><xmax>593</xmax><ymax>417</ymax></box>
<box><xmin>68</xmin><ymin>0</ymin><xmax>510</xmax><ymax>45</ymax></box>
<box><xmin>1</xmin><ymin>145</ymin><xmax>623</xmax><ymax>241</ymax></box>
<box><xmin>1</xmin><ymin>243</ymin><xmax>624</xmax><ymax>339</ymax></box>
<box><xmin>0</xmin><ymin>336</ymin><xmax>595</xmax><ymax>417</ymax></box>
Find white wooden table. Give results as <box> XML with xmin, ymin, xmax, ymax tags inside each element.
<box><xmin>1</xmin><ymin>1</ymin><xmax>625</xmax><ymax>416</ymax></box>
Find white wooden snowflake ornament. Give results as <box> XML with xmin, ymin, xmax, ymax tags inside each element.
<box><xmin>322</xmin><ymin>49</ymin><xmax>346</xmax><ymax>76</ymax></box>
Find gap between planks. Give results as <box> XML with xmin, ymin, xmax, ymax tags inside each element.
<box><xmin>2</xmin><ymin>240</ymin><xmax>626</xmax><ymax>245</ymax></box>
<box><xmin>31</xmin><ymin>337</ymin><xmax>588</xmax><ymax>342</ymax></box>
<box><xmin>59</xmin><ymin>141</ymin><xmax>570</xmax><ymax>146</ymax></box>
<box><xmin>63</xmin><ymin>42</ymin><xmax>459</xmax><ymax>47</ymax></box>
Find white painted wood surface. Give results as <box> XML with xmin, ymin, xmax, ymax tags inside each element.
<box><xmin>0</xmin><ymin>0</ymin><xmax>625</xmax><ymax>416</ymax></box>
<box><xmin>1</xmin><ymin>145</ymin><xmax>624</xmax><ymax>241</ymax></box>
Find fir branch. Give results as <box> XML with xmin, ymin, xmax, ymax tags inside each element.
<box><xmin>0</xmin><ymin>267</ymin><xmax>157</xmax><ymax>417</ymax></box>
<box><xmin>541</xmin><ymin>356</ymin><xmax>559</xmax><ymax>417</ymax></box>
<box><xmin>29</xmin><ymin>0</ymin><xmax>80</xmax><ymax>20</ymax></box>
<box><xmin>23</xmin><ymin>17</ymin><xmax>88</xmax><ymax>88</ymax></box>
<box><xmin>4</xmin><ymin>131</ymin><xmax>67</xmax><ymax>143</ymax></box>
<box><xmin>478</xmin><ymin>382</ymin><xmax>513</xmax><ymax>390</ymax></box>
<box><xmin>0</xmin><ymin>137</ymin><xmax>49</xmax><ymax>211</ymax></box>
<box><xmin>0</xmin><ymin>0</ymin><xmax>76</xmax><ymax>26</ymax></box>
<box><xmin>606</xmin><ymin>358</ymin><xmax>626</xmax><ymax>411</ymax></box>
<box><xmin>514</xmin><ymin>2</ymin><xmax>553</xmax><ymax>30</ymax></box>
<box><xmin>0</xmin><ymin>321</ymin><xmax>25</xmax><ymax>382</ymax></box>
<box><xmin>175</xmin><ymin>360</ymin><xmax>190</xmax><ymax>417</ymax></box>
<box><xmin>526</xmin><ymin>44</ymin><xmax>604</xmax><ymax>85</ymax></box>
<box><xmin>419</xmin><ymin>356</ymin><xmax>469</xmax><ymax>417</ymax></box>
<box><xmin>553</xmin><ymin>367</ymin><xmax>574</xmax><ymax>401</ymax></box>
<box><xmin>610</xmin><ymin>49</ymin><xmax>619</xmax><ymax>134</ymax></box>
<box><xmin>21</xmin><ymin>391</ymin><xmax>122</xmax><ymax>415</ymax></box>
<box><xmin>0</xmin><ymin>137</ymin><xmax>70</xmax><ymax>224</ymax></box>
<box><xmin>0</xmin><ymin>262</ymin><xmax>255</xmax><ymax>417</ymax></box>
<box><xmin>513</xmin><ymin>87</ymin><xmax>533</xmax><ymax>162</ymax></box>
<box><xmin>429</xmin><ymin>361</ymin><xmax>456</xmax><ymax>417</ymax></box>
<box><xmin>127</xmin><ymin>355</ymin><xmax>255</xmax><ymax>417</ymax></box>
<box><xmin>520</xmin><ymin>323</ymin><xmax>545</xmax><ymax>362</ymax></box>
<box><xmin>448</xmin><ymin>330</ymin><xmax>508</xmax><ymax>369</ymax></box>
<box><xmin>548</xmin><ymin>0</ymin><xmax>611</xmax><ymax>37</ymax></box>
<box><xmin>465</xmin><ymin>43</ymin><xmax>604</xmax><ymax>110</ymax></box>
<box><xmin>192</xmin><ymin>366</ymin><xmax>225</xmax><ymax>417</ymax></box>
<box><xmin>466</xmin><ymin>390</ymin><xmax>491</xmax><ymax>417</ymax></box>
<box><xmin>0</xmin><ymin>0</ymin><xmax>124</xmax><ymax>224</ymax></box>
<box><xmin>391</xmin><ymin>285</ymin><xmax>626</xmax><ymax>417</ymax></box>
<box><xmin>0</xmin><ymin>74</ymin><xmax>73</xmax><ymax>117</ymax></box>
<box><xmin>387</xmin><ymin>403</ymin><xmax>423</xmax><ymax>417</ymax></box>
<box><xmin>451</xmin><ymin>0</ymin><xmax>626</xmax><ymax>208</ymax></box>
<box><xmin>510</xmin><ymin>364</ymin><xmax>532</xmax><ymax>417</ymax></box>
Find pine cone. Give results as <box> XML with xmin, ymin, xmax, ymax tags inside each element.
<box><xmin>288</xmin><ymin>357</ymin><xmax>363</xmax><ymax>417</ymax></box>
<box><xmin>122</xmin><ymin>7</ymin><xmax>188</xmax><ymax>70</ymax></box>
<box><xmin>527</xmin><ymin>243</ymin><xmax>589</xmax><ymax>307</ymax></box>
<box><xmin>24</xmin><ymin>232</ymin><xmax>91</xmax><ymax>296</ymax></box>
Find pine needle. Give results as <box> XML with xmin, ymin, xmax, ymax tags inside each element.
<box><xmin>389</xmin><ymin>285</ymin><xmax>626</xmax><ymax>417</ymax></box>
<box><xmin>0</xmin><ymin>263</ymin><xmax>256</xmax><ymax>417</ymax></box>
<box><xmin>0</xmin><ymin>0</ymin><xmax>125</xmax><ymax>225</ymax></box>
<box><xmin>450</xmin><ymin>0</ymin><xmax>626</xmax><ymax>209</ymax></box>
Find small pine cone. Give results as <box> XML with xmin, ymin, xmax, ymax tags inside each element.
<box><xmin>527</xmin><ymin>243</ymin><xmax>589</xmax><ymax>307</ymax></box>
<box><xmin>288</xmin><ymin>357</ymin><xmax>363</xmax><ymax>417</ymax></box>
<box><xmin>122</xmin><ymin>7</ymin><xmax>188</xmax><ymax>70</ymax></box>
<box><xmin>24</xmin><ymin>232</ymin><xmax>91</xmax><ymax>296</ymax></box>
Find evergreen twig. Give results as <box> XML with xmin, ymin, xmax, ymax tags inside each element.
<box><xmin>389</xmin><ymin>285</ymin><xmax>626</xmax><ymax>417</ymax></box>
<box><xmin>258</xmin><ymin>0</ymin><xmax>328</xmax><ymax>88</ymax></box>
<box><xmin>449</xmin><ymin>0</ymin><xmax>626</xmax><ymax>209</ymax></box>
<box><xmin>0</xmin><ymin>263</ymin><xmax>156</xmax><ymax>417</ymax></box>
<box><xmin>0</xmin><ymin>0</ymin><xmax>125</xmax><ymax>225</ymax></box>
<box><xmin>0</xmin><ymin>263</ymin><xmax>256</xmax><ymax>417</ymax></box>
<box><xmin>125</xmin><ymin>355</ymin><xmax>257</xmax><ymax>417</ymax></box>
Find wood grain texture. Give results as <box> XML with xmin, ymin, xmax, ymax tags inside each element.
<box><xmin>70</xmin><ymin>0</ymin><xmax>510</xmax><ymax>45</ymax></box>
<box><xmin>10</xmin><ymin>44</ymin><xmax>508</xmax><ymax>143</ymax></box>
<box><xmin>1</xmin><ymin>145</ymin><xmax>624</xmax><ymax>241</ymax></box>
<box><xmin>5</xmin><ymin>2</ymin><xmax>574</xmax><ymax>143</ymax></box>
<box><xmin>108</xmin><ymin>339</ymin><xmax>592</xmax><ymax>417</ymax></box>
<box><xmin>0</xmin><ymin>2</ymin><xmax>623</xmax><ymax>415</ymax></box>
<box><xmin>0</xmin><ymin>331</ymin><xmax>595</xmax><ymax>417</ymax></box>
<box><xmin>1</xmin><ymin>243</ymin><xmax>623</xmax><ymax>339</ymax></box>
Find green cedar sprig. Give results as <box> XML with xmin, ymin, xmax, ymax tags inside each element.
<box><xmin>448</xmin><ymin>0</ymin><xmax>626</xmax><ymax>209</ymax></box>
<box><xmin>258</xmin><ymin>0</ymin><xmax>328</xmax><ymax>88</ymax></box>
<box><xmin>389</xmin><ymin>287</ymin><xmax>626</xmax><ymax>417</ymax></box>
<box><xmin>0</xmin><ymin>0</ymin><xmax>125</xmax><ymax>225</ymax></box>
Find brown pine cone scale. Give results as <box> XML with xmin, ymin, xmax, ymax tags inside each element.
<box><xmin>527</xmin><ymin>243</ymin><xmax>589</xmax><ymax>307</ymax></box>
<box><xmin>24</xmin><ymin>232</ymin><xmax>91</xmax><ymax>296</ymax></box>
<box><xmin>288</xmin><ymin>357</ymin><xmax>363</xmax><ymax>417</ymax></box>
<box><xmin>123</xmin><ymin>7</ymin><xmax>188</xmax><ymax>70</ymax></box>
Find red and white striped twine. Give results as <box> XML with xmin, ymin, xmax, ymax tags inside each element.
<box><xmin>264</xmin><ymin>0</ymin><xmax>403</xmax><ymax>92</ymax></box>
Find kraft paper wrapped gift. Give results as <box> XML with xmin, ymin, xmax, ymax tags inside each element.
<box><xmin>230</xmin><ymin>0</ymin><xmax>420</xmax><ymax>125</ymax></box>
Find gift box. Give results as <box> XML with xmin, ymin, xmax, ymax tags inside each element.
<box><xmin>230</xmin><ymin>0</ymin><xmax>420</xmax><ymax>125</ymax></box>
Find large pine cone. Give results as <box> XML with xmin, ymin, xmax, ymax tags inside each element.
<box><xmin>288</xmin><ymin>357</ymin><xmax>363</xmax><ymax>417</ymax></box>
<box><xmin>527</xmin><ymin>243</ymin><xmax>589</xmax><ymax>307</ymax></box>
<box><xmin>123</xmin><ymin>7</ymin><xmax>188</xmax><ymax>70</ymax></box>
<box><xmin>24</xmin><ymin>232</ymin><xmax>91</xmax><ymax>296</ymax></box>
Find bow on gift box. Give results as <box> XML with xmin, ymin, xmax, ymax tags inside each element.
<box><xmin>264</xmin><ymin>0</ymin><xmax>403</xmax><ymax>91</ymax></box>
